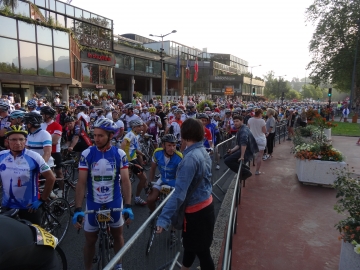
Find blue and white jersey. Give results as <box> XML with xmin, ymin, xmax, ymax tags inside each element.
<box><xmin>152</xmin><ymin>148</ymin><xmax>182</xmax><ymax>187</ymax></box>
<box><xmin>79</xmin><ymin>146</ymin><xmax>129</xmax><ymax>204</ymax></box>
<box><xmin>25</xmin><ymin>128</ymin><xmax>52</xmax><ymax>156</ymax></box>
<box><xmin>0</xmin><ymin>149</ymin><xmax>51</xmax><ymax>209</ymax></box>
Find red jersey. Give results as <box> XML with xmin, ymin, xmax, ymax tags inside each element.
<box><xmin>42</xmin><ymin>120</ymin><xmax>62</xmax><ymax>153</ymax></box>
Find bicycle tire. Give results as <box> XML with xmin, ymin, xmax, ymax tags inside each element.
<box><xmin>54</xmin><ymin>246</ymin><xmax>68</xmax><ymax>270</ymax></box>
<box><xmin>41</xmin><ymin>198</ymin><xmax>71</xmax><ymax>244</ymax></box>
<box><xmin>63</xmin><ymin>182</ymin><xmax>75</xmax><ymax>208</ymax></box>
<box><xmin>146</xmin><ymin>218</ymin><xmax>157</xmax><ymax>256</ymax></box>
<box><xmin>101</xmin><ymin>236</ymin><xmax>111</xmax><ymax>269</ymax></box>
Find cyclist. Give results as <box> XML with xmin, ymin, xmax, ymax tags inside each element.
<box><xmin>186</xmin><ymin>102</ymin><xmax>197</xmax><ymax>118</ymax></box>
<box><xmin>0</xmin><ymin>125</ymin><xmax>55</xmax><ymax>224</ymax></box>
<box><xmin>64</xmin><ymin>116</ymin><xmax>92</xmax><ymax>156</ymax></box>
<box><xmin>197</xmin><ymin>113</ymin><xmax>214</xmax><ymax>150</ymax></box>
<box><xmin>24</xmin><ymin>112</ymin><xmax>52</xmax><ymax>165</ymax></box>
<box><xmin>27</xmin><ymin>99</ymin><xmax>40</xmax><ymax>114</ymax></box>
<box><xmin>0</xmin><ymin>100</ymin><xmax>11</xmax><ymax>148</ymax></box>
<box><xmin>147</xmin><ymin>134</ymin><xmax>182</xmax><ymax>213</ymax></box>
<box><xmin>146</xmin><ymin>107</ymin><xmax>162</xmax><ymax>149</ymax></box>
<box><xmin>112</xmin><ymin>110</ymin><xmax>125</xmax><ymax>142</ymax></box>
<box><xmin>155</xmin><ymin>105</ymin><xmax>168</xmax><ymax>132</ymax></box>
<box><xmin>120</xmin><ymin>103</ymin><xmax>141</xmax><ymax>132</ymax></box>
<box><xmin>0</xmin><ymin>215</ymin><xmax>61</xmax><ymax>270</ymax></box>
<box><xmin>73</xmin><ymin>118</ymin><xmax>133</xmax><ymax>270</ymax></box>
<box><xmin>166</xmin><ymin>109</ymin><xmax>183</xmax><ymax>141</ymax></box>
<box><xmin>9</xmin><ymin>110</ymin><xmax>26</xmax><ymax>127</ymax></box>
<box><xmin>120</xmin><ymin>119</ymin><xmax>148</xmax><ymax>206</ymax></box>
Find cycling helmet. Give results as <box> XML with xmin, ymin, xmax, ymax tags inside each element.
<box><xmin>9</xmin><ymin>110</ymin><xmax>26</xmax><ymax>120</ymax></box>
<box><xmin>204</xmin><ymin>107</ymin><xmax>211</xmax><ymax>111</ymax></box>
<box><xmin>40</xmin><ymin>106</ymin><xmax>56</xmax><ymax>116</ymax></box>
<box><xmin>148</xmin><ymin>107</ymin><xmax>156</xmax><ymax>113</ymax></box>
<box><xmin>64</xmin><ymin>116</ymin><xmax>75</xmax><ymax>123</ymax></box>
<box><xmin>161</xmin><ymin>134</ymin><xmax>177</xmax><ymax>143</ymax></box>
<box><xmin>225</xmin><ymin>109</ymin><xmax>231</xmax><ymax>114</ymax></box>
<box><xmin>97</xmin><ymin>109</ymin><xmax>104</xmax><ymax>114</ymax></box>
<box><xmin>0</xmin><ymin>100</ymin><xmax>10</xmax><ymax>111</ymax></box>
<box><xmin>220</xmin><ymin>104</ymin><xmax>225</xmax><ymax>109</ymax></box>
<box><xmin>213</xmin><ymin>112</ymin><xmax>220</xmax><ymax>118</ymax></box>
<box><xmin>142</xmin><ymin>107</ymin><xmax>148</xmax><ymax>110</ymax></box>
<box><xmin>171</xmin><ymin>106</ymin><xmax>178</xmax><ymax>110</ymax></box>
<box><xmin>78</xmin><ymin>105</ymin><xmax>87</xmax><ymax>111</ymax></box>
<box><xmin>155</xmin><ymin>105</ymin><xmax>162</xmax><ymax>109</ymax></box>
<box><xmin>175</xmin><ymin>109</ymin><xmax>184</xmax><ymax>114</ymax></box>
<box><xmin>134</xmin><ymin>109</ymin><xmax>139</xmax><ymax>114</ymax></box>
<box><xmin>124</xmin><ymin>103</ymin><xmax>133</xmax><ymax>110</ymax></box>
<box><xmin>23</xmin><ymin>112</ymin><xmax>43</xmax><ymax>127</ymax></box>
<box><xmin>129</xmin><ymin>119</ymin><xmax>144</xmax><ymax>128</ymax></box>
<box><xmin>89</xmin><ymin>105</ymin><xmax>94</xmax><ymax>109</ymax></box>
<box><xmin>197</xmin><ymin>113</ymin><xmax>209</xmax><ymax>119</ymax></box>
<box><xmin>5</xmin><ymin>125</ymin><xmax>28</xmax><ymax>138</ymax></box>
<box><xmin>105</xmin><ymin>106</ymin><xmax>111</xmax><ymax>111</ymax></box>
<box><xmin>93</xmin><ymin>118</ymin><xmax>118</xmax><ymax>133</ymax></box>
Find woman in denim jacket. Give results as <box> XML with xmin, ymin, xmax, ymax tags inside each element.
<box><xmin>156</xmin><ymin>118</ymin><xmax>215</xmax><ymax>270</ymax></box>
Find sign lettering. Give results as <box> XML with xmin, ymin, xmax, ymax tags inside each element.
<box><xmin>87</xmin><ymin>52</ymin><xmax>111</xmax><ymax>61</ymax></box>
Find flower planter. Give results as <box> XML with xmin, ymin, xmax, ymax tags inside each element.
<box><xmin>324</xmin><ymin>128</ymin><xmax>331</xmax><ymax>140</ymax></box>
<box><xmin>339</xmin><ymin>241</ymin><xmax>360</xmax><ymax>270</ymax></box>
<box><xmin>296</xmin><ymin>158</ymin><xmax>346</xmax><ymax>185</ymax></box>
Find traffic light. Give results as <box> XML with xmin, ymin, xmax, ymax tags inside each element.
<box><xmin>252</xmin><ymin>88</ymin><xmax>255</xmax><ymax>96</ymax></box>
<box><xmin>328</xmin><ymin>88</ymin><xmax>332</xmax><ymax>97</ymax></box>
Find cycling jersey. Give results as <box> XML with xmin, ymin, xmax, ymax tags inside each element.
<box><xmin>152</xmin><ymin>148</ymin><xmax>182</xmax><ymax>187</ymax></box>
<box><xmin>41</xmin><ymin>120</ymin><xmax>62</xmax><ymax>153</ymax></box>
<box><xmin>120</xmin><ymin>114</ymin><xmax>141</xmax><ymax>132</ymax></box>
<box><xmin>25</xmin><ymin>128</ymin><xmax>52</xmax><ymax>156</ymax></box>
<box><xmin>0</xmin><ymin>116</ymin><xmax>11</xmax><ymax>147</ymax></box>
<box><xmin>167</xmin><ymin>119</ymin><xmax>182</xmax><ymax>140</ymax></box>
<box><xmin>206</xmin><ymin>123</ymin><xmax>219</xmax><ymax>145</ymax></box>
<box><xmin>78</xmin><ymin>146</ymin><xmax>129</xmax><ymax>204</ymax></box>
<box><xmin>147</xmin><ymin>115</ymin><xmax>161</xmax><ymax>135</ymax></box>
<box><xmin>123</xmin><ymin>130</ymin><xmax>139</xmax><ymax>161</ymax></box>
<box><xmin>203</xmin><ymin>127</ymin><xmax>212</xmax><ymax>148</ymax></box>
<box><xmin>0</xmin><ymin>149</ymin><xmax>51</xmax><ymax>209</ymax></box>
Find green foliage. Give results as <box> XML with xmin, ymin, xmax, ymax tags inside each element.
<box><xmin>302</xmin><ymin>84</ymin><xmax>325</xmax><ymax>100</ymax></box>
<box><xmin>196</xmin><ymin>100</ymin><xmax>214</xmax><ymax>112</ymax></box>
<box><xmin>333</xmin><ymin>166</ymin><xmax>360</xmax><ymax>246</ymax></box>
<box><xmin>116</xmin><ymin>93</ymin><xmax>122</xmax><ymax>100</ymax></box>
<box><xmin>306</xmin><ymin>0</ymin><xmax>360</xmax><ymax>101</ymax></box>
<box><xmin>133</xmin><ymin>91</ymin><xmax>143</xmax><ymax>99</ymax></box>
<box><xmin>331</xmin><ymin>122</ymin><xmax>360</xmax><ymax>136</ymax></box>
<box><xmin>263</xmin><ymin>71</ymin><xmax>290</xmax><ymax>99</ymax></box>
<box><xmin>285</xmin><ymin>89</ymin><xmax>301</xmax><ymax>100</ymax></box>
<box><xmin>0</xmin><ymin>62</ymin><xmax>19</xmax><ymax>73</ymax></box>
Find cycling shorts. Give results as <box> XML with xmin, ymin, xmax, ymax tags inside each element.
<box><xmin>51</xmin><ymin>152</ymin><xmax>62</xmax><ymax>169</ymax></box>
<box><xmin>84</xmin><ymin>198</ymin><xmax>124</xmax><ymax>232</ymax></box>
<box><xmin>152</xmin><ymin>178</ymin><xmax>176</xmax><ymax>190</ymax></box>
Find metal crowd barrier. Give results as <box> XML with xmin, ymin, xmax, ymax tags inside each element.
<box><xmin>212</xmin><ymin>136</ymin><xmax>237</xmax><ymax>202</ymax></box>
<box><xmin>221</xmin><ymin>161</ymin><xmax>243</xmax><ymax>270</ymax></box>
<box><xmin>274</xmin><ymin>120</ymin><xmax>288</xmax><ymax>146</ymax></box>
<box><xmin>104</xmin><ymin>189</ymin><xmax>182</xmax><ymax>270</ymax></box>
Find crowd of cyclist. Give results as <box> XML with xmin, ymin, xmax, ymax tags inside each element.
<box><xmin>0</xmin><ymin>92</ymin><xmax>345</xmax><ymax>269</ymax></box>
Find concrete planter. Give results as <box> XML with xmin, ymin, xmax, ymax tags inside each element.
<box><xmin>324</xmin><ymin>128</ymin><xmax>331</xmax><ymax>140</ymax></box>
<box><xmin>296</xmin><ymin>158</ymin><xmax>346</xmax><ymax>185</ymax></box>
<box><xmin>339</xmin><ymin>241</ymin><xmax>360</xmax><ymax>270</ymax></box>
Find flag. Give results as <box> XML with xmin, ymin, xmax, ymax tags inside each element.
<box><xmin>186</xmin><ymin>58</ymin><xmax>190</xmax><ymax>79</ymax></box>
<box><xmin>194</xmin><ymin>57</ymin><xmax>199</xmax><ymax>82</ymax></box>
<box><xmin>176</xmin><ymin>47</ymin><xmax>180</xmax><ymax>78</ymax></box>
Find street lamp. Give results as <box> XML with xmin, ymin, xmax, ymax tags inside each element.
<box><xmin>249</xmin><ymin>65</ymin><xmax>261</xmax><ymax>101</ymax></box>
<box><xmin>149</xmin><ymin>30</ymin><xmax>177</xmax><ymax>102</ymax></box>
<box><xmin>350</xmin><ymin>19</ymin><xmax>360</xmax><ymax>110</ymax></box>
<box><xmin>276</xmin><ymin>75</ymin><xmax>287</xmax><ymax>104</ymax></box>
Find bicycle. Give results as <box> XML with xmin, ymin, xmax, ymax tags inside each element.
<box><xmin>146</xmin><ymin>184</ymin><xmax>177</xmax><ymax>256</ymax></box>
<box><xmin>0</xmin><ymin>208</ymin><xmax>68</xmax><ymax>270</ymax></box>
<box><xmin>80</xmin><ymin>207</ymin><xmax>123</xmax><ymax>270</ymax></box>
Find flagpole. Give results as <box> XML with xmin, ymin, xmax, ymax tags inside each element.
<box><xmin>177</xmin><ymin>46</ymin><xmax>180</xmax><ymax>97</ymax></box>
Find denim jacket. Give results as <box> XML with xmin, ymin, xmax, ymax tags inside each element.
<box><xmin>156</xmin><ymin>141</ymin><xmax>212</xmax><ymax>231</ymax></box>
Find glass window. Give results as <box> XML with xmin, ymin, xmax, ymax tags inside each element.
<box><xmin>82</xmin><ymin>63</ymin><xmax>98</xmax><ymax>84</ymax></box>
<box><xmin>49</xmin><ymin>0</ymin><xmax>55</xmax><ymax>10</ymax></box>
<box><xmin>53</xmin><ymin>30</ymin><xmax>69</xmax><ymax>49</ymax></box>
<box><xmin>38</xmin><ymin>44</ymin><xmax>53</xmax><ymax>76</ymax></box>
<box><xmin>37</xmin><ymin>25</ymin><xmax>52</xmax><ymax>45</ymax></box>
<box><xmin>83</xmin><ymin>22</ymin><xmax>91</xmax><ymax>35</ymax></box>
<box><xmin>56</xmin><ymin>1</ymin><xmax>65</xmax><ymax>13</ymax></box>
<box><xmin>75</xmin><ymin>8</ymin><xmax>82</xmax><ymax>19</ymax></box>
<box><xmin>153</xmin><ymin>61</ymin><xmax>161</xmax><ymax>75</ymax></box>
<box><xmin>54</xmin><ymin>48</ymin><xmax>70</xmax><ymax>77</ymax></box>
<box><xmin>65</xmin><ymin>4</ymin><xmax>74</xmax><ymax>16</ymax></box>
<box><xmin>35</xmin><ymin>0</ymin><xmax>45</xmax><ymax>7</ymax></box>
<box><xmin>18</xmin><ymin>21</ymin><xmax>35</xmax><ymax>42</ymax></box>
<box><xmin>0</xmin><ymin>37</ymin><xmax>19</xmax><ymax>73</ymax></box>
<box><xmin>20</xmin><ymin>41</ymin><xmax>37</xmax><ymax>75</ymax></box>
<box><xmin>0</xmin><ymin>16</ymin><xmax>17</xmax><ymax>39</ymax></box>
<box><xmin>48</xmin><ymin>11</ymin><xmax>56</xmax><ymax>25</ymax></box>
<box><xmin>74</xmin><ymin>20</ymin><xmax>82</xmax><ymax>34</ymax></box>
<box><xmin>14</xmin><ymin>1</ymin><xmax>30</xmax><ymax>17</ymax></box>
<box><xmin>99</xmin><ymin>66</ymin><xmax>113</xmax><ymax>85</ymax></box>
<box><xmin>37</xmin><ymin>8</ymin><xmax>48</xmax><ymax>20</ymax></box>
<box><xmin>83</xmin><ymin>11</ymin><xmax>90</xmax><ymax>21</ymax></box>
<box><xmin>135</xmin><ymin>58</ymin><xmax>147</xmax><ymax>72</ymax></box>
<box><xmin>66</xmin><ymin>17</ymin><xmax>74</xmax><ymax>31</ymax></box>
<box><xmin>56</xmin><ymin>14</ymin><xmax>65</xmax><ymax>27</ymax></box>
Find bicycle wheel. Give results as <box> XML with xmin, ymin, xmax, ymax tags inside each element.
<box><xmin>54</xmin><ymin>246</ymin><xmax>68</xmax><ymax>270</ymax></box>
<box><xmin>98</xmin><ymin>236</ymin><xmax>111</xmax><ymax>270</ymax></box>
<box><xmin>62</xmin><ymin>164</ymin><xmax>77</xmax><ymax>186</ymax></box>
<box><xmin>146</xmin><ymin>218</ymin><xmax>157</xmax><ymax>256</ymax></box>
<box><xmin>41</xmin><ymin>198</ymin><xmax>71</xmax><ymax>244</ymax></box>
<box><xmin>63</xmin><ymin>182</ymin><xmax>75</xmax><ymax>208</ymax></box>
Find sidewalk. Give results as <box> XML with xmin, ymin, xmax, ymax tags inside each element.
<box><xmin>231</xmin><ymin>137</ymin><xmax>357</xmax><ymax>270</ymax></box>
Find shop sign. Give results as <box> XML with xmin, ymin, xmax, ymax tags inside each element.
<box><xmin>96</xmin><ymin>85</ymin><xmax>103</xmax><ymax>89</ymax></box>
<box><xmin>224</xmin><ymin>86</ymin><xmax>234</xmax><ymax>95</ymax></box>
<box><xmin>215</xmin><ymin>76</ymin><xmax>236</xmax><ymax>81</ymax></box>
<box><xmin>87</xmin><ymin>53</ymin><xmax>111</xmax><ymax>61</ymax></box>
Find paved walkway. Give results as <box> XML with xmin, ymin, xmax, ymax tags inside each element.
<box><xmin>231</xmin><ymin>136</ymin><xmax>359</xmax><ymax>270</ymax></box>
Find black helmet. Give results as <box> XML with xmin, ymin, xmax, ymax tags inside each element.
<box><xmin>23</xmin><ymin>112</ymin><xmax>43</xmax><ymax>127</ymax></box>
<box><xmin>40</xmin><ymin>106</ymin><xmax>56</xmax><ymax>116</ymax></box>
<box><xmin>197</xmin><ymin>113</ymin><xmax>209</xmax><ymax>119</ymax></box>
<box><xmin>78</xmin><ymin>105</ymin><xmax>87</xmax><ymax>111</ymax></box>
<box><xmin>64</xmin><ymin>116</ymin><xmax>75</xmax><ymax>123</ymax></box>
<box><xmin>161</xmin><ymin>134</ymin><xmax>177</xmax><ymax>143</ymax></box>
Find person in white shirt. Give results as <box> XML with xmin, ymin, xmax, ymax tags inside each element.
<box><xmin>105</xmin><ymin>106</ymin><xmax>113</xmax><ymax>120</ymax></box>
<box><xmin>53</xmin><ymin>93</ymin><xmax>60</xmax><ymax>105</ymax></box>
<box><xmin>140</xmin><ymin>107</ymin><xmax>149</xmax><ymax>122</ymax></box>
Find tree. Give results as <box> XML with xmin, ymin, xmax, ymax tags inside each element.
<box><xmin>302</xmin><ymin>84</ymin><xmax>324</xmax><ymax>100</ymax></box>
<box><xmin>286</xmin><ymin>89</ymin><xmax>301</xmax><ymax>100</ymax></box>
<box><xmin>263</xmin><ymin>71</ymin><xmax>291</xmax><ymax>100</ymax></box>
<box><xmin>0</xmin><ymin>0</ymin><xmax>17</xmax><ymax>11</ymax></box>
<box><xmin>306</xmin><ymin>0</ymin><xmax>360</xmax><ymax>105</ymax></box>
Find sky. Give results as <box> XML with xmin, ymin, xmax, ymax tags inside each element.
<box><xmin>68</xmin><ymin>0</ymin><xmax>317</xmax><ymax>81</ymax></box>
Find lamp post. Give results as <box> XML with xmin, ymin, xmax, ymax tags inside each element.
<box><xmin>350</xmin><ymin>19</ymin><xmax>360</xmax><ymax>110</ymax></box>
<box><xmin>249</xmin><ymin>65</ymin><xmax>261</xmax><ymax>101</ymax></box>
<box><xmin>149</xmin><ymin>30</ymin><xmax>177</xmax><ymax>103</ymax></box>
<box><xmin>276</xmin><ymin>75</ymin><xmax>287</xmax><ymax>104</ymax></box>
